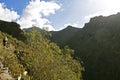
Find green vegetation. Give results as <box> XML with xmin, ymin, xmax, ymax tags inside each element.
<box><xmin>24</xmin><ymin>28</ymin><xmax>83</xmax><ymax>80</ymax></box>
<box><xmin>51</xmin><ymin>13</ymin><xmax>120</xmax><ymax>80</ymax></box>
<box><xmin>2</xmin><ymin>12</ymin><xmax>120</xmax><ymax>80</ymax></box>
<box><xmin>0</xmin><ymin>25</ymin><xmax>83</xmax><ymax>80</ymax></box>
<box><xmin>51</xmin><ymin>26</ymin><xmax>80</xmax><ymax>46</ymax></box>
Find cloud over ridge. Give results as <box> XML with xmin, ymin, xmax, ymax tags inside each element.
<box><xmin>17</xmin><ymin>0</ymin><xmax>61</xmax><ymax>30</ymax></box>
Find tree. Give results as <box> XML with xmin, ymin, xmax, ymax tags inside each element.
<box><xmin>24</xmin><ymin>29</ymin><xmax>83</xmax><ymax>80</ymax></box>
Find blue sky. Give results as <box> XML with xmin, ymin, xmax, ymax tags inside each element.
<box><xmin>0</xmin><ymin>0</ymin><xmax>120</xmax><ymax>30</ymax></box>
<box><xmin>0</xmin><ymin>0</ymin><xmax>29</xmax><ymax>15</ymax></box>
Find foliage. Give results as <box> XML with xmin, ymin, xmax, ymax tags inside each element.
<box><xmin>51</xmin><ymin>26</ymin><xmax>80</xmax><ymax>46</ymax></box>
<box><xmin>24</xmin><ymin>29</ymin><xmax>83</xmax><ymax>80</ymax></box>
<box><xmin>0</xmin><ymin>27</ymin><xmax>83</xmax><ymax>80</ymax></box>
<box><xmin>0</xmin><ymin>31</ymin><xmax>30</xmax><ymax>79</ymax></box>
<box><xmin>51</xmin><ymin>13</ymin><xmax>120</xmax><ymax>80</ymax></box>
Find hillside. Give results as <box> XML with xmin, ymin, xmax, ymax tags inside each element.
<box><xmin>51</xmin><ymin>13</ymin><xmax>120</xmax><ymax>80</ymax></box>
<box><xmin>23</xmin><ymin>26</ymin><xmax>42</xmax><ymax>32</ymax></box>
<box><xmin>51</xmin><ymin>26</ymin><xmax>80</xmax><ymax>46</ymax></box>
<box><xmin>0</xmin><ymin>25</ymin><xmax>83</xmax><ymax>80</ymax></box>
<box><xmin>0</xmin><ymin>20</ymin><xmax>26</xmax><ymax>41</ymax></box>
<box><xmin>0</xmin><ymin>31</ymin><xmax>30</xmax><ymax>80</ymax></box>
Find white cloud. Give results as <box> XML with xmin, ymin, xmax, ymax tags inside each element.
<box><xmin>82</xmin><ymin>0</ymin><xmax>120</xmax><ymax>28</ymax></box>
<box><xmin>81</xmin><ymin>0</ymin><xmax>120</xmax><ymax>27</ymax></box>
<box><xmin>17</xmin><ymin>0</ymin><xmax>60</xmax><ymax>31</ymax></box>
<box><xmin>0</xmin><ymin>3</ymin><xmax>20</xmax><ymax>21</ymax></box>
<box><xmin>88</xmin><ymin>0</ymin><xmax>120</xmax><ymax>10</ymax></box>
<box><xmin>84</xmin><ymin>11</ymin><xmax>120</xmax><ymax>26</ymax></box>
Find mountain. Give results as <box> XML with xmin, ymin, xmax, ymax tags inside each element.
<box><xmin>2</xmin><ymin>12</ymin><xmax>120</xmax><ymax>80</ymax></box>
<box><xmin>0</xmin><ymin>31</ymin><xmax>30</xmax><ymax>80</ymax></box>
<box><xmin>0</xmin><ymin>21</ymin><xmax>83</xmax><ymax>80</ymax></box>
<box><xmin>51</xmin><ymin>13</ymin><xmax>120</xmax><ymax>80</ymax></box>
<box><xmin>51</xmin><ymin>26</ymin><xmax>80</xmax><ymax>46</ymax></box>
<box><xmin>0</xmin><ymin>20</ymin><xmax>26</xmax><ymax>41</ymax></box>
<box><xmin>24</xmin><ymin>26</ymin><xmax>80</xmax><ymax>46</ymax></box>
<box><xmin>23</xmin><ymin>26</ymin><xmax>42</xmax><ymax>32</ymax></box>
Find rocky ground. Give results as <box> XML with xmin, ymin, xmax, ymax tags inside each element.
<box><xmin>0</xmin><ymin>62</ymin><xmax>14</xmax><ymax>80</ymax></box>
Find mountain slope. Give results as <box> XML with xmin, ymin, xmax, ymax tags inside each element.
<box><xmin>0</xmin><ymin>20</ymin><xmax>26</xmax><ymax>41</ymax></box>
<box><xmin>0</xmin><ymin>31</ymin><xmax>30</xmax><ymax>80</ymax></box>
<box><xmin>0</xmin><ymin>25</ymin><xmax>83</xmax><ymax>80</ymax></box>
<box><xmin>68</xmin><ymin>13</ymin><xmax>120</xmax><ymax>80</ymax></box>
<box><xmin>51</xmin><ymin>13</ymin><xmax>120</xmax><ymax>80</ymax></box>
<box><xmin>23</xmin><ymin>26</ymin><xmax>42</xmax><ymax>32</ymax></box>
<box><xmin>51</xmin><ymin>26</ymin><xmax>80</xmax><ymax>46</ymax></box>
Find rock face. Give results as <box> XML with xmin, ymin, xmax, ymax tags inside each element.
<box><xmin>0</xmin><ymin>62</ymin><xmax>14</xmax><ymax>80</ymax></box>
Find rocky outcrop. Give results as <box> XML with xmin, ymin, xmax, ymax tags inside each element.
<box><xmin>0</xmin><ymin>62</ymin><xmax>14</xmax><ymax>80</ymax></box>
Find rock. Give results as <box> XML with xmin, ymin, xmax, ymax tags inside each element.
<box><xmin>0</xmin><ymin>73</ymin><xmax>14</xmax><ymax>80</ymax></box>
<box><xmin>0</xmin><ymin>62</ymin><xmax>14</xmax><ymax>80</ymax></box>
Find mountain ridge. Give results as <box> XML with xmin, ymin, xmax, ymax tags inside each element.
<box><xmin>51</xmin><ymin>26</ymin><xmax>81</xmax><ymax>46</ymax></box>
<box><xmin>51</xmin><ymin>12</ymin><xmax>120</xmax><ymax>80</ymax></box>
<box><xmin>1</xmin><ymin>12</ymin><xmax>120</xmax><ymax>80</ymax></box>
<box><xmin>0</xmin><ymin>20</ymin><xmax>83</xmax><ymax>80</ymax></box>
<box><xmin>0</xmin><ymin>20</ymin><xmax>26</xmax><ymax>41</ymax></box>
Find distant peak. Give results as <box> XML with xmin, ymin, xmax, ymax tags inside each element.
<box><xmin>67</xmin><ymin>25</ymin><xmax>73</xmax><ymax>28</ymax></box>
<box><xmin>65</xmin><ymin>25</ymin><xmax>80</xmax><ymax>30</ymax></box>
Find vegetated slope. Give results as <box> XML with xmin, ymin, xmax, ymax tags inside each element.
<box><xmin>68</xmin><ymin>13</ymin><xmax>120</xmax><ymax>80</ymax></box>
<box><xmin>23</xmin><ymin>26</ymin><xmax>42</xmax><ymax>32</ymax></box>
<box><xmin>0</xmin><ymin>24</ymin><xmax>83</xmax><ymax>80</ymax></box>
<box><xmin>51</xmin><ymin>26</ymin><xmax>80</xmax><ymax>46</ymax></box>
<box><xmin>51</xmin><ymin>13</ymin><xmax>120</xmax><ymax>80</ymax></box>
<box><xmin>0</xmin><ymin>31</ymin><xmax>30</xmax><ymax>80</ymax></box>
